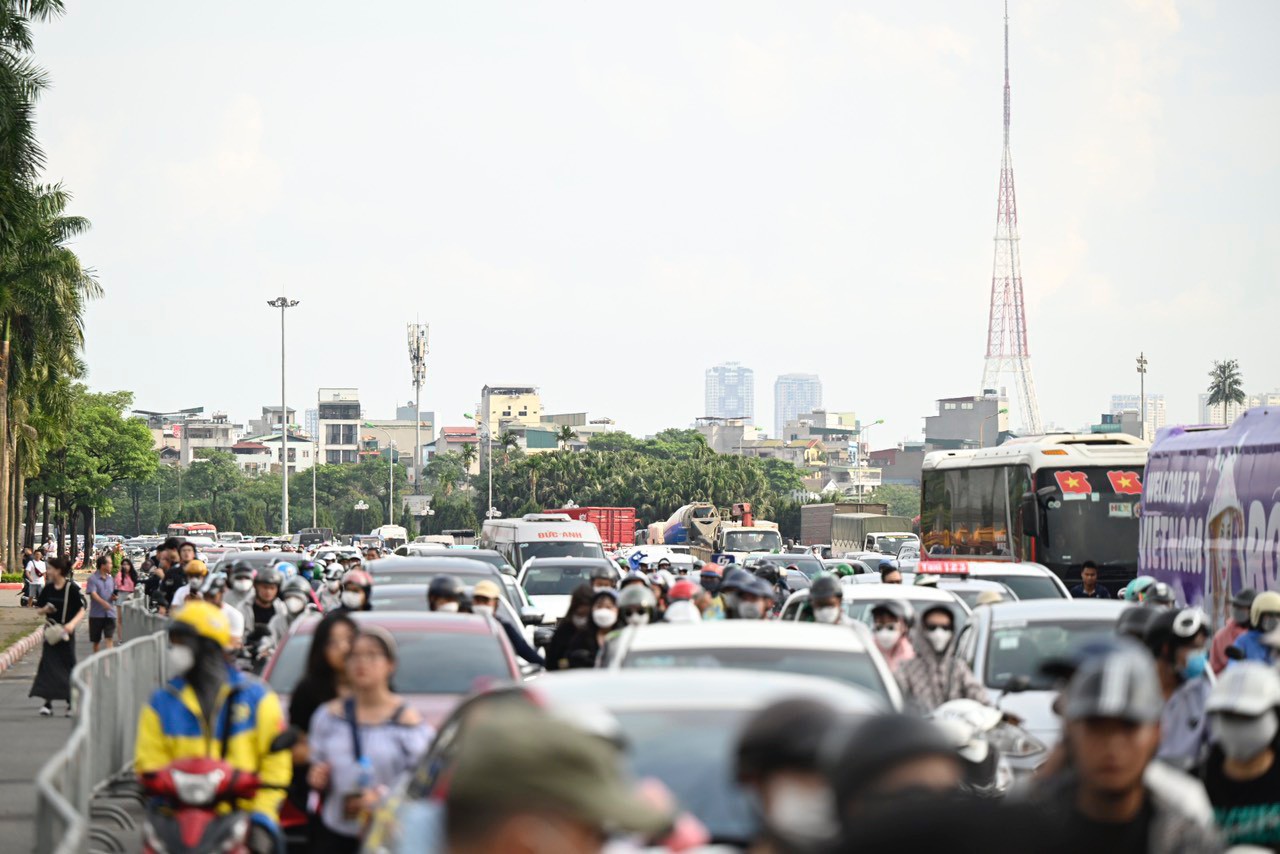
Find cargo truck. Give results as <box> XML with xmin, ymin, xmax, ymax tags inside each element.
<box><xmin>546</xmin><ymin>506</ymin><xmax>637</xmax><ymax>551</ymax></box>
<box><xmin>831</xmin><ymin>514</ymin><xmax>915</xmax><ymax>556</ymax></box>
<box><xmin>688</xmin><ymin>503</ymin><xmax>782</xmax><ymax>565</ymax></box>
<box><xmin>800</xmin><ymin>502</ymin><xmax>889</xmax><ymax>546</ymax></box>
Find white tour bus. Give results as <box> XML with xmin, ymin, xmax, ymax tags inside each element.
<box><xmin>480</xmin><ymin>513</ymin><xmax>607</xmax><ymax>570</ymax></box>
<box><xmin>920</xmin><ymin>433</ymin><xmax>1148</xmax><ymax>592</ymax></box>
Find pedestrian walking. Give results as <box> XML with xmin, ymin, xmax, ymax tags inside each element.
<box><xmin>1069</xmin><ymin>561</ymin><xmax>1112</xmax><ymax>599</ymax></box>
<box><xmin>85</xmin><ymin>555</ymin><xmax>118</xmax><ymax>653</ymax></box>
<box><xmin>29</xmin><ymin>557</ymin><xmax>86</xmax><ymax>716</ymax></box>
<box><xmin>24</xmin><ymin>547</ymin><xmax>46</xmax><ymax>608</ymax></box>
<box><xmin>115</xmin><ymin>558</ymin><xmax>138</xmax><ymax>596</ymax></box>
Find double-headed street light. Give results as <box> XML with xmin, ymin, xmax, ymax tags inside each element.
<box><xmin>266</xmin><ymin>297</ymin><xmax>299</xmax><ymax>535</ymax></box>
<box><xmin>1136</xmin><ymin>352</ymin><xmax>1149</xmax><ymax>441</ymax></box>
<box><xmin>354</xmin><ymin>499</ymin><xmax>369</xmax><ymax>533</ymax></box>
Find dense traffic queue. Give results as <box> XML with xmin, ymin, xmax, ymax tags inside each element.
<box><xmin>123</xmin><ymin>521</ymin><xmax>1280</xmax><ymax>854</ymax></box>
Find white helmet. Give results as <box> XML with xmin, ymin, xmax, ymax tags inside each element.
<box><xmin>1207</xmin><ymin>662</ymin><xmax>1280</xmax><ymax>717</ymax></box>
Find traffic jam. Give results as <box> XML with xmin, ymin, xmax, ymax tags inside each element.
<box><xmin>132</xmin><ymin>413</ymin><xmax>1280</xmax><ymax>853</ymax></box>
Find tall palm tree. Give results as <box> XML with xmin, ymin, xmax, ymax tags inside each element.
<box><xmin>1207</xmin><ymin>359</ymin><xmax>1246</xmax><ymax>426</ymax></box>
<box><xmin>557</xmin><ymin>425</ymin><xmax>579</xmax><ymax>451</ymax></box>
<box><xmin>498</xmin><ymin>430</ymin><xmax>518</xmax><ymax>464</ymax></box>
<box><xmin>458</xmin><ymin>442</ymin><xmax>478</xmax><ymax>474</ymax></box>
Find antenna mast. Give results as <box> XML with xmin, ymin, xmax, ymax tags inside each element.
<box><xmin>407</xmin><ymin>323</ymin><xmax>429</xmax><ymax>492</ymax></box>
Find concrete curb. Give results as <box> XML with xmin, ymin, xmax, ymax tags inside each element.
<box><xmin>0</xmin><ymin>582</ymin><xmax>23</xmax><ymax>590</ymax></box>
<box><xmin>0</xmin><ymin>626</ymin><xmax>46</xmax><ymax>674</ymax></box>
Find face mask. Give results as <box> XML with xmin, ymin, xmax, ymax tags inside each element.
<box><xmin>874</xmin><ymin>626</ymin><xmax>901</xmax><ymax>651</ymax></box>
<box><xmin>327</xmin><ymin>580</ymin><xmax>341</xmax><ymax>593</ymax></box>
<box><xmin>167</xmin><ymin>644</ymin><xmax>195</xmax><ymax>676</ymax></box>
<box><xmin>926</xmin><ymin>626</ymin><xmax>953</xmax><ymax>653</ymax></box>
<box><xmin>436</xmin><ymin>601</ymin><xmax>460</xmax><ymax>613</ymax></box>
<box><xmin>765</xmin><ymin>780</ymin><xmax>838</xmax><ymax>847</ymax></box>
<box><xmin>1261</xmin><ymin>614</ymin><xmax>1280</xmax><ymax>634</ymax></box>
<box><xmin>592</xmin><ymin>608</ymin><xmax>617</xmax><ymax>630</ymax></box>
<box><xmin>1179</xmin><ymin>648</ymin><xmax>1208</xmax><ymax>682</ymax></box>
<box><xmin>1233</xmin><ymin>608</ymin><xmax>1252</xmax><ymax>627</ymax></box>
<box><xmin>625</xmin><ymin>612</ymin><xmax>650</xmax><ymax>627</ymax></box>
<box><xmin>572</xmin><ymin>614</ymin><xmax>589</xmax><ymax>630</ymax></box>
<box><xmin>340</xmin><ymin>591</ymin><xmax>364</xmax><ymax>609</ymax></box>
<box><xmin>285</xmin><ymin>598</ymin><xmax>305</xmax><ymax>615</ymax></box>
<box><xmin>473</xmin><ymin>604</ymin><xmax>494</xmax><ymax>618</ymax></box>
<box><xmin>232</xmin><ymin>579</ymin><xmax>253</xmax><ymax>593</ymax></box>
<box><xmin>813</xmin><ymin>606</ymin><xmax>841</xmax><ymax>625</ymax></box>
<box><xmin>1213</xmin><ymin>711</ymin><xmax>1279</xmax><ymax>761</ymax></box>
<box><xmin>738</xmin><ymin>600</ymin><xmax>764</xmax><ymax>620</ymax></box>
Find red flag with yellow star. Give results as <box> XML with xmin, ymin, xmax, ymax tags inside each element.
<box><xmin>1054</xmin><ymin>471</ymin><xmax>1092</xmax><ymax>494</ymax></box>
<box><xmin>1107</xmin><ymin>470</ymin><xmax>1143</xmax><ymax>495</ymax></box>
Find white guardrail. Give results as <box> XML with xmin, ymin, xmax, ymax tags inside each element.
<box><xmin>34</xmin><ymin>595</ymin><xmax>168</xmax><ymax>854</ymax></box>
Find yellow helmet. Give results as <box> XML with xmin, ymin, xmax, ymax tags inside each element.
<box><xmin>169</xmin><ymin>600</ymin><xmax>232</xmax><ymax>650</ymax></box>
<box><xmin>184</xmin><ymin>559</ymin><xmax>209</xmax><ymax>578</ymax></box>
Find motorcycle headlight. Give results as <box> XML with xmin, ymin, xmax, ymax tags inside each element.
<box><xmin>986</xmin><ymin>721</ymin><xmax>1046</xmax><ymax>758</ymax></box>
<box><xmin>170</xmin><ymin>768</ymin><xmax>225</xmax><ymax>806</ymax></box>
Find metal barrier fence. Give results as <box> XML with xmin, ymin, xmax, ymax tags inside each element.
<box><xmin>34</xmin><ymin>595</ymin><xmax>168</xmax><ymax>854</ymax></box>
<box><xmin>118</xmin><ymin>593</ymin><xmax>167</xmax><ymax>640</ymax></box>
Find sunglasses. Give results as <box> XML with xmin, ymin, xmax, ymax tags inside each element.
<box><xmin>620</xmin><ymin>608</ymin><xmax>648</xmax><ymax>618</ymax></box>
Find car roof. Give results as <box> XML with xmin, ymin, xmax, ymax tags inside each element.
<box><xmin>978</xmin><ymin>598</ymin><xmax>1131</xmax><ymax>622</ymax></box>
<box><xmin>522</xmin><ymin>556</ymin><xmax>617</xmax><ymax>566</ymax></box>
<box><xmin>286</xmin><ymin>610</ymin><xmax>502</xmax><ymax>637</ymax></box>
<box><xmin>617</xmin><ymin>620</ymin><xmax>870</xmax><ymax>653</ymax></box>
<box><xmin>841</xmin><ymin>582</ymin><xmax>961</xmax><ymax>602</ymax></box>
<box><xmin>369</xmin><ymin>556</ymin><xmax>501</xmax><ymax>575</ymax></box>
<box><xmin>937</xmin><ymin>578</ymin><xmax>1010</xmax><ymax>591</ymax></box>
<box><xmin>925</xmin><ymin>560</ymin><xmax>1055</xmax><ymax>577</ymax></box>
<box><xmin>526</xmin><ymin>668</ymin><xmax>885</xmax><ymax>713</ymax></box>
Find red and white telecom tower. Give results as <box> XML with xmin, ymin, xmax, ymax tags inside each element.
<box><xmin>980</xmin><ymin>2</ymin><xmax>1043</xmax><ymax>435</ymax></box>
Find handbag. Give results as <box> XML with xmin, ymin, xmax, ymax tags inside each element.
<box><xmin>43</xmin><ymin>582</ymin><xmax>72</xmax><ymax>645</ymax></box>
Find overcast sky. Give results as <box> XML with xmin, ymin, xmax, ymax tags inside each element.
<box><xmin>34</xmin><ymin>1</ymin><xmax>1280</xmax><ymax>445</ymax></box>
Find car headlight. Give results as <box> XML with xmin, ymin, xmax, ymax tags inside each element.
<box><xmin>986</xmin><ymin>721</ymin><xmax>1046</xmax><ymax>758</ymax></box>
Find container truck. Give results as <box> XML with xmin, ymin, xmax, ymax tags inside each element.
<box><xmin>800</xmin><ymin>502</ymin><xmax>889</xmax><ymax>546</ymax></box>
<box><xmin>1140</xmin><ymin>407</ymin><xmax>1280</xmax><ymax>626</ymax></box>
<box><xmin>831</xmin><ymin>514</ymin><xmax>914</xmax><ymax>556</ymax></box>
<box><xmin>546</xmin><ymin>506</ymin><xmax>637</xmax><ymax>551</ymax></box>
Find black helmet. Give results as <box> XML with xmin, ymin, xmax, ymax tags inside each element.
<box><xmin>736</xmin><ymin>698</ymin><xmax>838</xmax><ymax>783</ymax></box>
<box><xmin>1116</xmin><ymin>605</ymin><xmax>1158</xmax><ymax>640</ymax></box>
<box><xmin>428</xmin><ymin>574</ymin><xmax>465</xmax><ymax>601</ymax></box>
<box><xmin>871</xmin><ymin>600</ymin><xmax>913</xmax><ymax>627</ymax></box>
<box><xmin>753</xmin><ymin>562</ymin><xmax>780</xmax><ymax>587</ymax></box>
<box><xmin>1143</xmin><ymin>582</ymin><xmax>1176</xmax><ymax>607</ymax></box>
<box><xmin>587</xmin><ymin>564</ymin><xmax>615</xmax><ymax>582</ymax></box>
<box><xmin>693</xmin><ymin>559</ymin><xmax>706</xmax><ymax>571</ymax></box>
<box><xmin>810</xmin><ymin>574</ymin><xmax>843</xmax><ymax>601</ymax></box>
<box><xmin>255</xmin><ymin>566</ymin><xmax>283</xmax><ymax>587</ymax></box>
<box><xmin>1144</xmin><ymin>608</ymin><xmax>1208</xmax><ymax>656</ymax></box>
<box><xmin>1232</xmin><ymin>588</ymin><xmax>1259</xmax><ymax>609</ymax></box>
<box><xmin>722</xmin><ymin>567</ymin><xmax>753</xmax><ymax>593</ymax></box>
<box><xmin>230</xmin><ymin>560</ymin><xmax>256</xmax><ymax>579</ymax></box>
<box><xmin>827</xmin><ymin>714</ymin><xmax>959</xmax><ymax>814</ymax></box>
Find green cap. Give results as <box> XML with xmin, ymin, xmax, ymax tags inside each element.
<box><xmin>448</xmin><ymin>703</ymin><xmax>673</xmax><ymax>837</ymax></box>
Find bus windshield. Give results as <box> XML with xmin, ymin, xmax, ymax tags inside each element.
<box><xmin>517</xmin><ymin>541</ymin><xmax>606</xmax><ymax>563</ymax></box>
<box><xmin>921</xmin><ymin>465</ymin><xmax>1029</xmax><ymax>558</ymax></box>
<box><xmin>723</xmin><ymin>530</ymin><xmax>782</xmax><ymax>553</ymax></box>
<box><xmin>1035</xmin><ymin>467</ymin><xmax>1142</xmax><ymax>575</ymax></box>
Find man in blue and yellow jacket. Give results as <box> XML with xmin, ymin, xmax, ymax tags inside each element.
<box><xmin>136</xmin><ymin>600</ymin><xmax>292</xmax><ymax>853</ymax></box>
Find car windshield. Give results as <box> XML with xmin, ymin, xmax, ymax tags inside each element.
<box><xmin>522</xmin><ymin>563</ymin><xmax>602</xmax><ymax>596</ymax></box>
<box><xmin>621</xmin><ymin>648</ymin><xmax>889</xmax><ymax>705</ymax></box>
<box><xmin>986</xmin><ymin>574</ymin><xmax>1063</xmax><ymax>600</ymax></box>
<box><xmin>368</xmin><ymin>570</ymin><xmax>514</xmax><ymax>604</ymax></box>
<box><xmin>723</xmin><ymin>530</ymin><xmax>782</xmax><ymax>553</ymax></box>
<box><xmin>269</xmin><ymin>631</ymin><xmax>512</xmax><ymax>700</ymax></box>
<box><xmin>845</xmin><ymin>599</ymin><xmax>967</xmax><ymax>633</ymax></box>
<box><xmin>516</xmin><ymin>541</ymin><xmax>606</xmax><ymax>563</ymax></box>
<box><xmin>872</xmin><ymin>535</ymin><xmax>918</xmax><ymax>554</ymax></box>
<box><xmin>985</xmin><ymin>620</ymin><xmax>1117</xmax><ymax>690</ymax></box>
<box><xmin>370</xmin><ymin>589</ymin><xmax>429</xmax><ymax>610</ymax></box>
<box><xmin>774</xmin><ymin>554</ymin><xmax>825</xmax><ymax>578</ymax></box>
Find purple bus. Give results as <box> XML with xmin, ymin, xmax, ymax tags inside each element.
<box><xmin>1140</xmin><ymin>407</ymin><xmax>1280</xmax><ymax>626</ymax></box>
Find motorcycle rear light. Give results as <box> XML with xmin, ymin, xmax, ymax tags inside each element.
<box><xmin>170</xmin><ymin>768</ymin><xmax>225</xmax><ymax>806</ymax></box>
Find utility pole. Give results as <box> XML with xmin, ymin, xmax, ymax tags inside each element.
<box><xmin>267</xmin><ymin>297</ymin><xmax>299</xmax><ymax>534</ymax></box>
<box><xmin>1136</xmin><ymin>352</ymin><xmax>1148</xmax><ymax>441</ymax></box>
<box><xmin>407</xmin><ymin>324</ymin><xmax>429</xmax><ymax>493</ymax></box>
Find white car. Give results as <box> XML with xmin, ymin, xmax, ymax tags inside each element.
<box><xmin>517</xmin><ymin>556</ymin><xmax>621</xmax><ymax>625</ymax></box>
<box><xmin>602</xmin><ymin>620</ymin><xmax>903</xmax><ymax>711</ymax></box>
<box><xmin>916</xmin><ymin>560</ymin><xmax>1070</xmax><ymax>600</ymax></box>
<box><xmin>832</xmin><ymin>581</ymin><xmax>972</xmax><ymax>629</ymax></box>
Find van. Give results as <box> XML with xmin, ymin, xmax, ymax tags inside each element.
<box><xmin>480</xmin><ymin>513</ymin><xmax>607</xmax><ymax>571</ymax></box>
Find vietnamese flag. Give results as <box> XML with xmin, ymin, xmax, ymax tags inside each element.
<box><xmin>1054</xmin><ymin>470</ymin><xmax>1093</xmax><ymax>494</ymax></box>
<box><xmin>1107</xmin><ymin>470</ymin><xmax>1143</xmax><ymax>495</ymax></box>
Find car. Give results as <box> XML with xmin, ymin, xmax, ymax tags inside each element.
<box><xmin>313</xmin><ymin>545</ymin><xmax>360</xmax><ymax>564</ymax></box>
<box><xmin>516</xmin><ymin>556</ymin><xmax>621</xmax><ymax>625</ymax></box>
<box><xmin>365</xmin><ymin>557</ymin><xmax>544</xmax><ymax>626</ymax></box>
<box><xmin>262</xmin><ymin>611</ymin><xmax>522</xmax><ymax>728</ymax></box>
<box><xmin>823</xmin><ymin>557</ymin><xmax>878</xmax><ymax>575</ymax></box>
<box><xmin>955</xmin><ymin>598</ymin><xmax>1130</xmax><ymax>775</ymax></box>
<box><xmin>917</xmin><ymin>559</ymin><xmax>1071</xmax><ymax>600</ymax></box>
<box><xmin>935</xmin><ymin>577</ymin><xmax>1019</xmax><ymax>608</ymax></box>
<box><xmin>368</xmin><ymin>583</ymin><xmax>536</xmax><ymax>638</ymax></box>
<box><xmin>602</xmin><ymin>620</ymin><xmax>903</xmax><ymax>711</ymax></box>
<box><xmin>359</xmin><ymin>669</ymin><xmax>885</xmax><ymax>851</ymax></box>
<box><xmin>742</xmin><ymin>552</ymin><xmax>826</xmax><ymax>579</ymax></box>
<box><xmin>825</xmin><ymin>581</ymin><xmax>971</xmax><ymax>630</ymax></box>
<box><xmin>209</xmin><ymin>550</ymin><xmax>298</xmax><ymax>574</ymax></box>
<box><xmin>390</xmin><ymin>546</ymin><xmax>515</xmax><ymax>576</ymax></box>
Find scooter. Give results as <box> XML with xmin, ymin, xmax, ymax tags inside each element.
<box><xmin>931</xmin><ymin>699</ymin><xmax>1015</xmax><ymax>797</ymax></box>
<box><xmin>140</xmin><ymin>757</ymin><xmax>265</xmax><ymax>853</ymax></box>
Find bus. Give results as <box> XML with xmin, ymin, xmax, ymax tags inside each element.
<box><xmin>297</xmin><ymin>527</ymin><xmax>335</xmax><ymax>548</ymax></box>
<box><xmin>167</xmin><ymin>522</ymin><xmax>218</xmax><ymax>540</ymax></box>
<box><xmin>480</xmin><ymin>513</ymin><xmax>606</xmax><ymax>570</ymax></box>
<box><xmin>371</xmin><ymin>525</ymin><xmax>408</xmax><ymax>550</ymax></box>
<box><xmin>920</xmin><ymin>433</ymin><xmax>1149</xmax><ymax>591</ymax></box>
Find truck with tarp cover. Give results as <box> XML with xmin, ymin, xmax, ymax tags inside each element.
<box><xmin>1140</xmin><ymin>407</ymin><xmax>1280</xmax><ymax>626</ymax></box>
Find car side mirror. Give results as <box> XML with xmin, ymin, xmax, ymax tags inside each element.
<box><xmin>1001</xmin><ymin>674</ymin><xmax>1031</xmax><ymax>695</ymax></box>
<box><xmin>520</xmin><ymin>605</ymin><xmax>545</xmax><ymax>626</ymax></box>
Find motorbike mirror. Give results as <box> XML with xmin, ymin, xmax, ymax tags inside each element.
<box><xmin>533</xmin><ymin>627</ymin><xmax>554</xmax><ymax>649</ymax></box>
<box><xmin>519</xmin><ymin>605</ymin><xmax>545</xmax><ymax>626</ymax></box>
<box><xmin>1225</xmin><ymin>645</ymin><xmax>1245</xmax><ymax>662</ymax></box>
<box><xmin>1001</xmin><ymin>674</ymin><xmax>1032</xmax><ymax>696</ymax></box>
<box><xmin>268</xmin><ymin>729</ymin><xmax>299</xmax><ymax>753</ymax></box>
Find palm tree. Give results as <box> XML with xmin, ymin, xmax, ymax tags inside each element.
<box><xmin>1207</xmin><ymin>359</ymin><xmax>1246</xmax><ymax>425</ymax></box>
<box><xmin>458</xmin><ymin>442</ymin><xmax>478</xmax><ymax>474</ymax></box>
<box><xmin>498</xmin><ymin>430</ymin><xmax>519</xmax><ymax>464</ymax></box>
<box><xmin>557</xmin><ymin>425</ymin><xmax>579</xmax><ymax>451</ymax></box>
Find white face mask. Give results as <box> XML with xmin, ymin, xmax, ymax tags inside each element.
<box><xmin>572</xmin><ymin>614</ymin><xmax>589</xmax><ymax>630</ymax></box>
<box><xmin>340</xmin><ymin>591</ymin><xmax>364</xmax><ymax>610</ymax></box>
<box><xmin>813</xmin><ymin>606</ymin><xmax>841</xmax><ymax>625</ymax></box>
<box><xmin>167</xmin><ymin>644</ymin><xmax>195</xmax><ymax>676</ymax></box>
<box><xmin>926</xmin><ymin>626</ymin><xmax>953</xmax><ymax>653</ymax></box>
<box><xmin>1213</xmin><ymin>711</ymin><xmax>1279</xmax><ymax>761</ymax></box>
<box><xmin>232</xmin><ymin>579</ymin><xmax>253</xmax><ymax>593</ymax></box>
<box><xmin>593</xmin><ymin>608</ymin><xmax>617</xmax><ymax>629</ymax></box>
<box><xmin>285</xmin><ymin>598</ymin><xmax>305</xmax><ymax>615</ymax></box>
<box><xmin>874</xmin><ymin>625</ymin><xmax>901</xmax><ymax>651</ymax></box>
<box><xmin>765</xmin><ymin>780</ymin><xmax>838</xmax><ymax>845</ymax></box>
<box><xmin>625</xmin><ymin>612</ymin><xmax>650</xmax><ymax>627</ymax></box>
<box><xmin>326</xmin><ymin>580</ymin><xmax>341</xmax><ymax>593</ymax></box>
<box><xmin>436</xmin><ymin>601</ymin><xmax>460</xmax><ymax>613</ymax></box>
<box><xmin>473</xmin><ymin>604</ymin><xmax>494</xmax><ymax>618</ymax></box>
<box><xmin>737</xmin><ymin>600</ymin><xmax>764</xmax><ymax>620</ymax></box>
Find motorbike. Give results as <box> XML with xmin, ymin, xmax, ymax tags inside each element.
<box><xmin>140</xmin><ymin>757</ymin><xmax>266</xmax><ymax>854</ymax></box>
<box><xmin>931</xmin><ymin>699</ymin><xmax>1015</xmax><ymax>797</ymax></box>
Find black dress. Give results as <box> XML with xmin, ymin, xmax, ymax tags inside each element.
<box><xmin>30</xmin><ymin>582</ymin><xmax>84</xmax><ymax>703</ymax></box>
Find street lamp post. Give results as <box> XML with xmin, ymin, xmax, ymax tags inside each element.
<box><xmin>354</xmin><ymin>500</ymin><xmax>369</xmax><ymax>533</ymax></box>
<box><xmin>266</xmin><ymin>297</ymin><xmax>299</xmax><ymax>534</ymax></box>
<box><xmin>363</xmin><ymin>423</ymin><xmax>396</xmax><ymax>524</ymax></box>
<box><xmin>1136</xmin><ymin>352</ymin><xmax>1148</xmax><ymax>441</ymax></box>
<box><xmin>852</xmin><ymin>419</ymin><xmax>884</xmax><ymax>499</ymax></box>
<box><xmin>464</xmin><ymin>413</ymin><xmax>497</xmax><ymax>520</ymax></box>
<box><xmin>311</xmin><ymin>438</ymin><xmax>318</xmax><ymax>528</ymax></box>
<box><xmin>418</xmin><ymin>503</ymin><xmax>436</xmax><ymax>536</ymax></box>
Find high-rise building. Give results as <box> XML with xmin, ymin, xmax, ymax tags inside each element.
<box><xmin>303</xmin><ymin>408</ymin><xmax>319</xmax><ymax>440</ymax></box>
<box><xmin>705</xmin><ymin>363</ymin><xmax>754</xmax><ymax>422</ymax></box>
<box><xmin>1110</xmin><ymin>394</ymin><xmax>1166</xmax><ymax>441</ymax></box>
<box><xmin>1198</xmin><ymin>390</ymin><xmax>1280</xmax><ymax>426</ymax></box>
<box><xmin>774</xmin><ymin>374</ymin><xmax>823</xmax><ymax>439</ymax></box>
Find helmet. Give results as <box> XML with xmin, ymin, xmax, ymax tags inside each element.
<box><xmin>878</xmin><ymin>559</ymin><xmax>898</xmax><ymax>572</ymax></box>
<box><xmin>587</xmin><ymin>564</ymin><xmax>616</xmax><ymax>582</ymax></box>
<box><xmin>1126</xmin><ymin>576</ymin><xmax>1156</xmax><ymax>602</ymax></box>
<box><xmin>832</xmin><ymin>563</ymin><xmax>855</xmax><ymax>578</ymax></box>
<box><xmin>828</xmin><ymin>715</ymin><xmax>959</xmax><ymax>812</ymax></box>
<box><xmin>618</xmin><ymin>584</ymin><xmax>657</xmax><ymax>612</ymax></box>
<box><xmin>255</xmin><ymin>566</ymin><xmax>283</xmax><ymax>587</ymax></box>
<box><xmin>275</xmin><ymin>561</ymin><xmax>297</xmax><ymax>579</ymax></box>
<box><xmin>699</xmin><ymin>565</ymin><xmax>723</xmax><ymax>578</ymax></box>
<box><xmin>197</xmin><ymin>572</ymin><xmax>228</xmax><ymax>597</ymax></box>
<box><xmin>169</xmin><ymin>600</ymin><xmax>233</xmax><ymax>651</ymax></box>
<box><xmin>1251</xmin><ymin>591</ymin><xmax>1280</xmax><ymax>627</ymax></box>
<box><xmin>1144</xmin><ymin>608</ymin><xmax>1208</xmax><ymax>655</ymax></box>
<box><xmin>281</xmin><ymin>576</ymin><xmax>313</xmax><ymax>601</ymax></box>
<box><xmin>1207</xmin><ymin>662</ymin><xmax>1280</xmax><ymax>717</ymax></box>
<box><xmin>296</xmin><ymin>559</ymin><xmax>319</xmax><ymax>579</ymax></box>
<box><xmin>341</xmin><ymin>568</ymin><xmax>373</xmax><ymax>589</ymax></box>
<box><xmin>620</xmin><ymin>571</ymin><xmax>649</xmax><ymax>589</ymax></box>
<box><xmin>428</xmin><ymin>574</ymin><xmax>466</xmax><ymax>601</ymax></box>
<box><xmin>324</xmin><ymin>564</ymin><xmax>345</xmax><ymax>583</ymax></box>
<box><xmin>1232</xmin><ymin>588</ymin><xmax>1259</xmax><ymax>609</ymax></box>
<box><xmin>735</xmin><ymin>698</ymin><xmax>838</xmax><ymax>783</ymax></box>
<box><xmin>809</xmin><ymin>574</ymin><xmax>842</xmax><ymax>601</ymax></box>
<box><xmin>1116</xmin><ymin>606</ymin><xmax>1159</xmax><ymax>640</ymax></box>
<box><xmin>721</xmin><ymin>567</ymin><xmax>753</xmax><ymax>593</ymax></box>
<box><xmin>692</xmin><ymin>559</ymin><xmax>706</xmax><ymax>572</ymax></box>
<box><xmin>1142</xmin><ymin>582</ymin><xmax>1176</xmax><ymax>607</ymax></box>
<box><xmin>669</xmin><ymin>580</ymin><xmax>697</xmax><ymax>601</ymax></box>
<box><xmin>739</xmin><ymin>575</ymin><xmax>774</xmax><ymax>599</ymax></box>
<box><xmin>752</xmin><ymin>562</ymin><xmax>780</xmax><ymax>587</ymax></box>
<box><xmin>870</xmin><ymin>600</ymin><xmax>913</xmax><ymax>627</ymax></box>
<box><xmin>183</xmin><ymin>559</ymin><xmax>209</xmax><ymax>579</ymax></box>
<box><xmin>229</xmin><ymin>560</ymin><xmax>256</xmax><ymax>580</ymax></box>
<box><xmin>651</xmin><ymin>570</ymin><xmax>675</xmax><ymax>591</ymax></box>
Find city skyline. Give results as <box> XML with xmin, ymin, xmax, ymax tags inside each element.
<box><xmin>774</xmin><ymin>374</ymin><xmax>823</xmax><ymax>439</ymax></box>
<box><xmin>704</xmin><ymin>362</ymin><xmax>755</xmax><ymax>422</ymax></box>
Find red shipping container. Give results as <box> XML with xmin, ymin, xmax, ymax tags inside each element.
<box><xmin>546</xmin><ymin>506</ymin><xmax>637</xmax><ymax>550</ymax></box>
